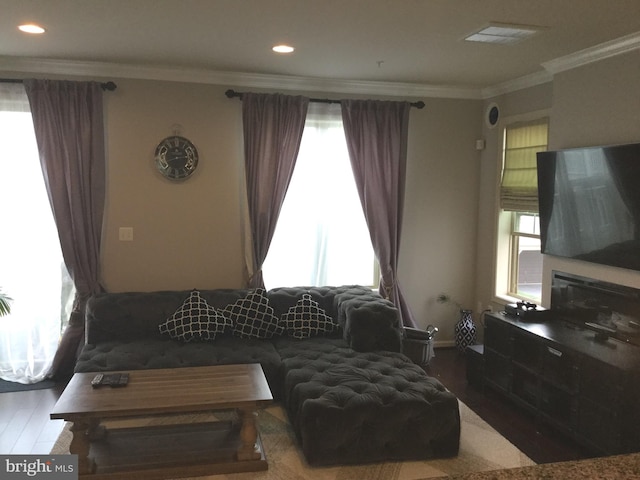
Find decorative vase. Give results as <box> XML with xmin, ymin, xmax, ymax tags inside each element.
<box><xmin>454</xmin><ymin>309</ymin><xmax>476</xmax><ymax>353</ymax></box>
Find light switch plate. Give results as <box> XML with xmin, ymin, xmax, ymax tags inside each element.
<box><xmin>119</xmin><ymin>227</ymin><xmax>134</xmax><ymax>241</ymax></box>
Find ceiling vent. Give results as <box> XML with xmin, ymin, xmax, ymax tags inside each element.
<box><xmin>464</xmin><ymin>22</ymin><xmax>542</xmax><ymax>45</ymax></box>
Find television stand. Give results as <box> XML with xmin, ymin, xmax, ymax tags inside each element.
<box><xmin>483</xmin><ymin>311</ymin><xmax>640</xmax><ymax>456</ymax></box>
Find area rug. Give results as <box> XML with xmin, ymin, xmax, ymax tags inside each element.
<box><xmin>51</xmin><ymin>400</ymin><xmax>534</xmax><ymax>479</ymax></box>
<box><xmin>0</xmin><ymin>378</ymin><xmax>56</xmax><ymax>393</ymax></box>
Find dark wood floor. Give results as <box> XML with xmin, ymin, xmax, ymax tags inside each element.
<box><xmin>0</xmin><ymin>381</ymin><xmax>66</xmax><ymax>454</ymax></box>
<box><xmin>0</xmin><ymin>348</ymin><xmax>595</xmax><ymax>462</ymax></box>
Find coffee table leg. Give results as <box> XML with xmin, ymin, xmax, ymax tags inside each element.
<box><xmin>236</xmin><ymin>408</ymin><xmax>261</xmax><ymax>461</ymax></box>
<box><xmin>87</xmin><ymin>419</ymin><xmax>107</xmax><ymax>440</ymax></box>
<box><xmin>69</xmin><ymin>421</ymin><xmax>95</xmax><ymax>474</ymax></box>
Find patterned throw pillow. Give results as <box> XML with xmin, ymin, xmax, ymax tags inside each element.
<box><xmin>224</xmin><ymin>289</ymin><xmax>284</xmax><ymax>339</ymax></box>
<box><xmin>159</xmin><ymin>290</ymin><xmax>233</xmax><ymax>342</ymax></box>
<box><xmin>281</xmin><ymin>293</ymin><xmax>338</xmax><ymax>339</ymax></box>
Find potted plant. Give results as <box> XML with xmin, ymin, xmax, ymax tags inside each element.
<box><xmin>0</xmin><ymin>288</ymin><xmax>11</xmax><ymax>317</ymax></box>
<box><xmin>436</xmin><ymin>293</ymin><xmax>463</xmax><ymax>310</ymax></box>
<box><xmin>437</xmin><ymin>292</ymin><xmax>476</xmax><ymax>353</ymax></box>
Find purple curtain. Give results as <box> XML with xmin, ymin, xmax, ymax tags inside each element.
<box><xmin>24</xmin><ymin>79</ymin><xmax>106</xmax><ymax>378</ymax></box>
<box><xmin>341</xmin><ymin>99</ymin><xmax>416</xmax><ymax>327</ymax></box>
<box><xmin>242</xmin><ymin>93</ymin><xmax>309</xmax><ymax>288</ymax></box>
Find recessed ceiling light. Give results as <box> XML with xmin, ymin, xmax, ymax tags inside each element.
<box><xmin>464</xmin><ymin>22</ymin><xmax>541</xmax><ymax>45</ymax></box>
<box><xmin>18</xmin><ymin>24</ymin><xmax>45</xmax><ymax>34</ymax></box>
<box><xmin>272</xmin><ymin>44</ymin><xmax>295</xmax><ymax>54</ymax></box>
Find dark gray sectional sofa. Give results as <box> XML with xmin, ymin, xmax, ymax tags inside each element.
<box><xmin>75</xmin><ymin>285</ymin><xmax>460</xmax><ymax>466</ymax></box>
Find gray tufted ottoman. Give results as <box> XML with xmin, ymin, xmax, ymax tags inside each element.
<box><xmin>276</xmin><ymin>338</ymin><xmax>461</xmax><ymax>466</ymax></box>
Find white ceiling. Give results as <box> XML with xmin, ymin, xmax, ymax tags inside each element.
<box><xmin>1</xmin><ymin>0</ymin><xmax>640</xmax><ymax>98</ymax></box>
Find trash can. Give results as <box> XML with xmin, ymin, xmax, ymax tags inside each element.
<box><xmin>402</xmin><ymin>325</ymin><xmax>438</xmax><ymax>366</ymax></box>
<box><xmin>465</xmin><ymin>344</ymin><xmax>484</xmax><ymax>389</ymax></box>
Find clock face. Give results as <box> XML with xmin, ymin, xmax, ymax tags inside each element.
<box><xmin>154</xmin><ymin>136</ymin><xmax>199</xmax><ymax>180</ymax></box>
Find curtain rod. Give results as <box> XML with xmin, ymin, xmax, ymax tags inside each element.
<box><xmin>0</xmin><ymin>78</ymin><xmax>117</xmax><ymax>91</ymax></box>
<box><xmin>225</xmin><ymin>89</ymin><xmax>425</xmax><ymax>109</ymax></box>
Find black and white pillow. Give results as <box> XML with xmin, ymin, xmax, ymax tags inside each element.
<box><xmin>281</xmin><ymin>293</ymin><xmax>338</xmax><ymax>339</ymax></box>
<box><xmin>159</xmin><ymin>290</ymin><xmax>233</xmax><ymax>342</ymax></box>
<box><xmin>224</xmin><ymin>289</ymin><xmax>284</xmax><ymax>339</ymax></box>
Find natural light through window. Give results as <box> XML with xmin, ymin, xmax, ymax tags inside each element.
<box><xmin>496</xmin><ymin>117</ymin><xmax>548</xmax><ymax>304</ymax></box>
<box><xmin>511</xmin><ymin>212</ymin><xmax>543</xmax><ymax>300</ymax></box>
<box><xmin>0</xmin><ymin>84</ymin><xmax>72</xmax><ymax>383</ymax></box>
<box><xmin>263</xmin><ymin>103</ymin><xmax>376</xmax><ymax>289</ymax></box>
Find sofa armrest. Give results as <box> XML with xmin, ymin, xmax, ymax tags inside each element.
<box><xmin>336</xmin><ymin>290</ymin><xmax>402</xmax><ymax>352</ymax></box>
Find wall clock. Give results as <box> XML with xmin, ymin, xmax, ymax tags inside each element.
<box><xmin>154</xmin><ymin>135</ymin><xmax>199</xmax><ymax>180</ymax></box>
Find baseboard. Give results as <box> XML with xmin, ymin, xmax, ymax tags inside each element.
<box><xmin>433</xmin><ymin>340</ymin><xmax>456</xmax><ymax>349</ymax></box>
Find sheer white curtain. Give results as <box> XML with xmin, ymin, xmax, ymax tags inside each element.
<box><xmin>0</xmin><ymin>83</ymin><xmax>72</xmax><ymax>383</ymax></box>
<box><xmin>263</xmin><ymin>103</ymin><xmax>375</xmax><ymax>288</ymax></box>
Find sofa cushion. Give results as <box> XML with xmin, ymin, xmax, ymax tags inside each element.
<box><xmin>269</xmin><ymin>286</ymin><xmax>402</xmax><ymax>351</ymax></box>
<box><xmin>158</xmin><ymin>290</ymin><xmax>233</xmax><ymax>341</ymax></box>
<box><xmin>224</xmin><ymin>289</ymin><xmax>284</xmax><ymax>339</ymax></box>
<box><xmin>281</xmin><ymin>293</ymin><xmax>338</xmax><ymax>339</ymax></box>
<box><xmin>268</xmin><ymin>286</ymin><xmax>343</xmax><ymax>319</ymax></box>
<box><xmin>74</xmin><ymin>337</ymin><xmax>283</xmax><ymax>396</ymax></box>
<box><xmin>335</xmin><ymin>289</ymin><xmax>402</xmax><ymax>352</ymax></box>
<box><xmin>84</xmin><ymin>289</ymin><xmax>249</xmax><ymax>344</ymax></box>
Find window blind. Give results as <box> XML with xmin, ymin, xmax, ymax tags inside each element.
<box><xmin>501</xmin><ymin>118</ymin><xmax>549</xmax><ymax>212</ymax></box>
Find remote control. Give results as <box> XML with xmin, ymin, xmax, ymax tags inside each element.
<box><xmin>91</xmin><ymin>373</ymin><xmax>104</xmax><ymax>388</ymax></box>
<box><xmin>112</xmin><ymin>373</ymin><xmax>129</xmax><ymax>387</ymax></box>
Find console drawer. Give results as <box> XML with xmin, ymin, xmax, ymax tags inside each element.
<box><xmin>577</xmin><ymin>397</ymin><xmax>622</xmax><ymax>454</ymax></box>
<box><xmin>484</xmin><ymin>349</ymin><xmax>510</xmax><ymax>392</ymax></box>
<box><xmin>579</xmin><ymin>357</ymin><xmax>622</xmax><ymax>407</ymax></box>
<box><xmin>484</xmin><ymin>316</ymin><xmax>511</xmax><ymax>356</ymax></box>
<box><xmin>541</xmin><ymin>343</ymin><xmax>579</xmax><ymax>392</ymax></box>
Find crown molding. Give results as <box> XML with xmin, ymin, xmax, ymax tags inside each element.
<box><xmin>542</xmin><ymin>31</ymin><xmax>640</xmax><ymax>74</ymax></box>
<box><xmin>481</xmin><ymin>69</ymin><xmax>552</xmax><ymax>99</ymax></box>
<box><xmin>482</xmin><ymin>31</ymin><xmax>640</xmax><ymax>99</ymax></box>
<box><xmin>3</xmin><ymin>31</ymin><xmax>637</xmax><ymax>101</ymax></box>
<box><xmin>0</xmin><ymin>56</ymin><xmax>483</xmax><ymax>100</ymax></box>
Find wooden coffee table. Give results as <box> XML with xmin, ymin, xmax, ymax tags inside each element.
<box><xmin>50</xmin><ymin>364</ymin><xmax>273</xmax><ymax>479</ymax></box>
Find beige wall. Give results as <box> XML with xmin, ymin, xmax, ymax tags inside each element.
<box><xmin>541</xmin><ymin>51</ymin><xmax>640</xmax><ymax>300</ymax></box>
<box><xmin>400</xmin><ymin>98</ymin><xmax>482</xmax><ymax>338</ymax></box>
<box><xmin>102</xmin><ymin>80</ymin><xmax>245</xmax><ymax>291</ymax></box>
<box><xmin>549</xmin><ymin>51</ymin><xmax>640</xmax><ymax>150</ymax></box>
<box><xmin>4</xmin><ymin>45</ymin><xmax>638</xmax><ymax>347</ymax></box>
<box><xmin>63</xmin><ymin>49</ymin><xmax>640</xmax><ymax>344</ymax></box>
<box><xmin>475</xmin><ymin>50</ymin><xmax>640</xmax><ymax>317</ymax></box>
<box><xmin>99</xmin><ymin>79</ymin><xmax>483</xmax><ymax>344</ymax></box>
<box><xmin>475</xmin><ymin>82</ymin><xmax>554</xmax><ymax>314</ymax></box>
<box><xmin>12</xmin><ymin>44</ymin><xmax>638</xmax><ymax>346</ymax></box>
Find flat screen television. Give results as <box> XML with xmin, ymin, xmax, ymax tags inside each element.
<box><xmin>537</xmin><ymin>142</ymin><xmax>640</xmax><ymax>272</ymax></box>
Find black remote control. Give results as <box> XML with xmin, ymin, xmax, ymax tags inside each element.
<box><xmin>112</xmin><ymin>373</ymin><xmax>129</xmax><ymax>387</ymax></box>
<box><xmin>91</xmin><ymin>373</ymin><xmax>104</xmax><ymax>388</ymax></box>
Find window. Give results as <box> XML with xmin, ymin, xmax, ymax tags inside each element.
<box><xmin>510</xmin><ymin>212</ymin><xmax>543</xmax><ymax>300</ymax></box>
<box><xmin>263</xmin><ymin>103</ymin><xmax>377</xmax><ymax>288</ymax></box>
<box><xmin>496</xmin><ymin>118</ymin><xmax>548</xmax><ymax>303</ymax></box>
<box><xmin>0</xmin><ymin>84</ymin><xmax>73</xmax><ymax>383</ymax></box>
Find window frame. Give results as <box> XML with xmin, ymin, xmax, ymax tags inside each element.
<box><xmin>493</xmin><ymin>110</ymin><xmax>550</xmax><ymax>305</ymax></box>
<box><xmin>508</xmin><ymin>211</ymin><xmax>542</xmax><ymax>300</ymax></box>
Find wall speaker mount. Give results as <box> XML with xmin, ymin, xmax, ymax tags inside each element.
<box><xmin>486</xmin><ymin>103</ymin><xmax>499</xmax><ymax>129</ymax></box>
